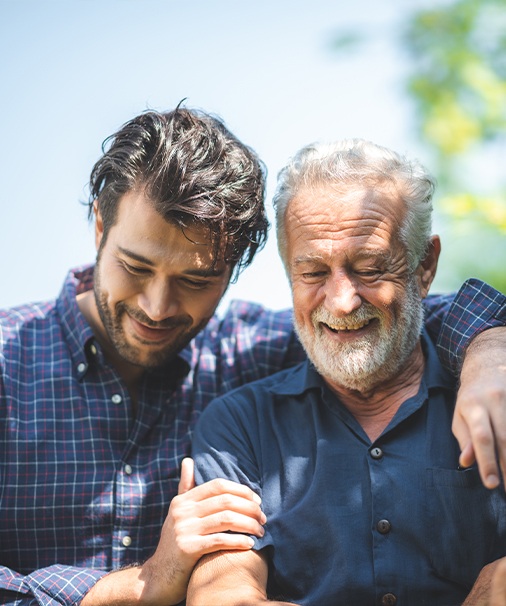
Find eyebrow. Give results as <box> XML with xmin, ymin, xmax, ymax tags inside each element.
<box><xmin>293</xmin><ymin>250</ymin><xmax>390</xmax><ymax>266</ymax></box>
<box><xmin>118</xmin><ymin>246</ymin><xmax>228</xmax><ymax>278</ymax></box>
<box><xmin>292</xmin><ymin>255</ymin><xmax>326</xmax><ymax>266</ymax></box>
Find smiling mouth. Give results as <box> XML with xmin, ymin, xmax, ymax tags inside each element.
<box><xmin>127</xmin><ymin>315</ymin><xmax>182</xmax><ymax>343</ymax></box>
<box><xmin>322</xmin><ymin>318</ymin><xmax>375</xmax><ymax>332</ymax></box>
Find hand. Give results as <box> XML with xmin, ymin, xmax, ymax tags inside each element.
<box><xmin>138</xmin><ymin>457</ymin><xmax>266</xmax><ymax>604</ymax></box>
<box><xmin>452</xmin><ymin>327</ymin><xmax>506</xmax><ymax>489</ymax></box>
<box><xmin>81</xmin><ymin>458</ymin><xmax>265</xmax><ymax>605</ymax></box>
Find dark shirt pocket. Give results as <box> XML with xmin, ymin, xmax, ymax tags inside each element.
<box><xmin>426</xmin><ymin>466</ymin><xmax>505</xmax><ymax>587</ymax></box>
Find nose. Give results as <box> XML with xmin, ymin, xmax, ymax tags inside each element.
<box><xmin>137</xmin><ymin>279</ymin><xmax>179</xmax><ymax>322</ymax></box>
<box><xmin>324</xmin><ymin>273</ymin><xmax>362</xmax><ymax>317</ymax></box>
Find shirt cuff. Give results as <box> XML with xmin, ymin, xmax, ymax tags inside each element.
<box><xmin>437</xmin><ymin>278</ymin><xmax>506</xmax><ymax>374</ymax></box>
<box><xmin>0</xmin><ymin>565</ymin><xmax>106</xmax><ymax>605</ymax></box>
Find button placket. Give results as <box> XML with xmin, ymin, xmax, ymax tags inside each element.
<box><xmin>121</xmin><ymin>535</ymin><xmax>132</xmax><ymax>547</ymax></box>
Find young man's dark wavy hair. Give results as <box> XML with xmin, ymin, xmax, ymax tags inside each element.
<box><xmin>88</xmin><ymin>106</ymin><xmax>269</xmax><ymax>281</ymax></box>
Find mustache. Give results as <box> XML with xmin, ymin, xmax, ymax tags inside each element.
<box><xmin>118</xmin><ymin>304</ymin><xmax>192</xmax><ymax>329</ymax></box>
<box><xmin>311</xmin><ymin>303</ymin><xmax>382</xmax><ymax>329</ymax></box>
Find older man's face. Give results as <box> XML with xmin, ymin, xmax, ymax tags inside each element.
<box><xmin>286</xmin><ymin>183</ymin><xmax>428</xmax><ymax>393</ymax></box>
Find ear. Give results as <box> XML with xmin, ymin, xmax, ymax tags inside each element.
<box><xmin>417</xmin><ymin>235</ymin><xmax>441</xmax><ymax>298</ymax></box>
<box><xmin>93</xmin><ymin>200</ymin><xmax>104</xmax><ymax>251</ymax></box>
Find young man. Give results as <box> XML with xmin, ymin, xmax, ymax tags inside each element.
<box><xmin>1</xmin><ymin>110</ymin><xmax>505</xmax><ymax>606</ymax></box>
<box><xmin>189</xmin><ymin>138</ymin><xmax>506</xmax><ymax>605</ymax></box>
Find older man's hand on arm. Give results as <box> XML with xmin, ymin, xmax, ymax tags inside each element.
<box><xmin>187</xmin><ymin>549</ymin><xmax>298</xmax><ymax>606</ymax></box>
<box><xmin>81</xmin><ymin>459</ymin><xmax>266</xmax><ymax>606</ymax></box>
<box><xmin>452</xmin><ymin>327</ymin><xmax>506</xmax><ymax>489</ymax></box>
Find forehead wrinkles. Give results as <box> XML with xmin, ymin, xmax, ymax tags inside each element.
<box><xmin>286</xmin><ymin>185</ymin><xmax>403</xmax><ymax>258</ymax></box>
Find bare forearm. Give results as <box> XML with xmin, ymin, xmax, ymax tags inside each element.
<box><xmin>187</xmin><ymin>551</ymin><xmax>298</xmax><ymax>606</ymax></box>
<box><xmin>461</xmin><ymin>559</ymin><xmax>500</xmax><ymax>606</ymax></box>
<box><xmin>81</xmin><ymin>566</ymin><xmax>147</xmax><ymax>606</ymax></box>
<box><xmin>80</xmin><ymin>563</ymin><xmax>183</xmax><ymax>606</ymax></box>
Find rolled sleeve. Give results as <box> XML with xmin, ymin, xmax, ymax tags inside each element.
<box><xmin>437</xmin><ymin>278</ymin><xmax>506</xmax><ymax>374</ymax></box>
<box><xmin>0</xmin><ymin>565</ymin><xmax>106</xmax><ymax>605</ymax></box>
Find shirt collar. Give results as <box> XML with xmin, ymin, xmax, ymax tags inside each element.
<box><xmin>270</xmin><ymin>328</ymin><xmax>455</xmax><ymax>398</ymax></box>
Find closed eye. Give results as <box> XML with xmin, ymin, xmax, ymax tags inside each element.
<box><xmin>122</xmin><ymin>261</ymin><xmax>152</xmax><ymax>276</ymax></box>
<box><xmin>356</xmin><ymin>269</ymin><xmax>382</xmax><ymax>277</ymax></box>
<box><xmin>180</xmin><ymin>277</ymin><xmax>211</xmax><ymax>289</ymax></box>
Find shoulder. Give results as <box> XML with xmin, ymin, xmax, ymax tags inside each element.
<box><xmin>199</xmin><ymin>362</ymin><xmax>307</xmax><ymax>421</ymax></box>
<box><xmin>0</xmin><ymin>300</ymin><xmax>58</xmax><ymax>356</ymax></box>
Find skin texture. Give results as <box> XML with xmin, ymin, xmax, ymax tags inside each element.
<box><xmin>490</xmin><ymin>558</ymin><xmax>506</xmax><ymax>606</ymax></box>
<box><xmin>77</xmin><ymin>192</ymin><xmax>266</xmax><ymax>605</ymax></box>
<box><xmin>186</xmin><ymin>182</ymin><xmax>502</xmax><ymax>605</ymax></box>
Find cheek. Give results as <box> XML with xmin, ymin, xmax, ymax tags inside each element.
<box><xmin>185</xmin><ymin>286</ymin><xmax>227</xmax><ymax>320</ymax></box>
<box><xmin>98</xmin><ymin>263</ymin><xmax>138</xmax><ymax>305</ymax></box>
<box><xmin>292</xmin><ymin>283</ymin><xmax>318</xmax><ymax>326</ymax></box>
<box><xmin>367</xmin><ymin>281</ymin><xmax>400</xmax><ymax>309</ymax></box>
<box><xmin>367</xmin><ymin>282</ymin><xmax>407</xmax><ymax>326</ymax></box>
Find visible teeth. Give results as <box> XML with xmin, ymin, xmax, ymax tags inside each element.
<box><xmin>325</xmin><ymin>318</ymin><xmax>372</xmax><ymax>331</ymax></box>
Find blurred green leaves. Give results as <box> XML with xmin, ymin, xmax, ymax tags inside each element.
<box><xmin>331</xmin><ymin>0</ymin><xmax>506</xmax><ymax>292</ymax></box>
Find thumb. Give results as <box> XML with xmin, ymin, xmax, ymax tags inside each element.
<box><xmin>178</xmin><ymin>457</ymin><xmax>196</xmax><ymax>494</ymax></box>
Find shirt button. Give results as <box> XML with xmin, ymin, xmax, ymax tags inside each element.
<box><xmin>377</xmin><ymin>519</ymin><xmax>392</xmax><ymax>534</ymax></box>
<box><xmin>370</xmin><ymin>447</ymin><xmax>383</xmax><ymax>460</ymax></box>
<box><xmin>90</xmin><ymin>344</ymin><xmax>98</xmax><ymax>356</ymax></box>
<box><xmin>77</xmin><ymin>362</ymin><xmax>87</xmax><ymax>373</ymax></box>
<box><xmin>381</xmin><ymin>593</ymin><xmax>397</xmax><ymax>606</ymax></box>
<box><xmin>122</xmin><ymin>535</ymin><xmax>132</xmax><ymax>547</ymax></box>
<box><xmin>111</xmin><ymin>394</ymin><xmax>123</xmax><ymax>405</ymax></box>
<box><xmin>124</xmin><ymin>464</ymin><xmax>133</xmax><ymax>475</ymax></box>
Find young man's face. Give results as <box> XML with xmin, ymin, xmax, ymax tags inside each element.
<box><xmin>91</xmin><ymin>191</ymin><xmax>231</xmax><ymax>371</ymax></box>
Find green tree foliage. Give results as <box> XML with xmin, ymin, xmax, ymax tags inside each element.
<box><xmin>402</xmin><ymin>0</ymin><xmax>506</xmax><ymax>292</ymax></box>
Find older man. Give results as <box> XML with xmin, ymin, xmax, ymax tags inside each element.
<box><xmin>189</xmin><ymin>139</ymin><xmax>506</xmax><ymax>606</ymax></box>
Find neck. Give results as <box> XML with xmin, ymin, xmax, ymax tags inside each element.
<box><xmin>325</xmin><ymin>341</ymin><xmax>425</xmax><ymax>442</ymax></box>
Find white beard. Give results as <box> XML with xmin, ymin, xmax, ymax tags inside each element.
<box><xmin>294</xmin><ymin>277</ymin><xmax>424</xmax><ymax>392</ymax></box>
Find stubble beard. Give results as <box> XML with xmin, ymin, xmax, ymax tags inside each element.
<box><xmin>294</xmin><ymin>277</ymin><xmax>424</xmax><ymax>392</ymax></box>
<box><xmin>93</xmin><ymin>266</ymin><xmax>208</xmax><ymax>370</ymax></box>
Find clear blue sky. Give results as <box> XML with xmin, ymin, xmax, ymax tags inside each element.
<box><xmin>1</xmin><ymin>0</ymin><xmax>442</xmax><ymax>313</ymax></box>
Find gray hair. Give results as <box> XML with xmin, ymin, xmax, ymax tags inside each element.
<box><xmin>273</xmin><ymin>139</ymin><xmax>436</xmax><ymax>272</ymax></box>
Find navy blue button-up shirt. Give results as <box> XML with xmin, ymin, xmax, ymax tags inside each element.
<box><xmin>193</xmin><ymin>335</ymin><xmax>506</xmax><ymax>606</ymax></box>
<box><xmin>0</xmin><ymin>265</ymin><xmax>505</xmax><ymax>605</ymax></box>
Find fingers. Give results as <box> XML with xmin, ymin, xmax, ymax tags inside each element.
<box><xmin>184</xmin><ymin>506</ymin><xmax>266</xmax><ymax>539</ymax></box>
<box><xmin>179</xmin><ymin>476</ymin><xmax>262</xmax><ymax>506</ymax></box>
<box><xmin>488</xmin><ymin>388</ymin><xmax>506</xmax><ymax>489</ymax></box>
<box><xmin>458</xmin><ymin>442</ymin><xmax>476</xmax><ymax>470</ymax></box>
<box><xmin>453</xmin><ymin>388</ymin><xmax>500</xmax><ymax>489</ymax></box>
<box><xmin>196</xmin><ymin>531</ymin><xmax>256</xmax><ymax>555</ymax></box>
<box><xmin>453</xmin><ymin>411</ymin><xmax>475</xmax><ymax>467</ymax></box>
<box><xmin>165</xmin><ymin>481</ymin><xmax>266</xmax><ymax>564</ymax></box>
<box><xmin>171</xmin><ymin>487</ymin><xmax>266</xmax><ymax>538</ymax></box>
<box><xmin>178</xmin><ymin>457</ymin><xmax>196</xmax><ymax>494</ymax></box>
<box><xmin>455</xmin><ymin>328</ymin><xmax>506</xmax><ymax>490</ymax></box>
